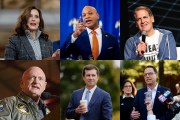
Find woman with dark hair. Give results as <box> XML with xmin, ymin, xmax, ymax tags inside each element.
<box><xmin>120</xmin><ymin>79</ymin><xmax>136</xmax><ymax>120</ymax></box>
<box><xmin>4</xmin><ymin>6</ymin><xmax>60</xmax><ymax>60</ymax></box>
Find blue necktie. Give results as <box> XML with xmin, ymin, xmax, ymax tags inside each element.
<box><xmin>80</xmin><ymin>90</ymin><xmax>90</xmax><ymax>120</ymax></box>
<box><xmin>85</xmin><ymin>90</ymin><xmax>90</xmax><ymax>105</ymax></box>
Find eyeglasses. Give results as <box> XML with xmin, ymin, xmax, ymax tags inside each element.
<box><xmin>124</xmin><ymin>85</ymin><xmax>132</xmax><ymax>88</ymax></box>
<box><xmin>144</xmin><ymin>72</ymin><xmax>155</xmax><ymax>77</ymax></box>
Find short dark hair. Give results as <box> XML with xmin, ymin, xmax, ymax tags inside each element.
<box><xmin>121</xmin><ymin>79</ymin><xmax>136</xmax><ymax>96</ymax></box>
<box><xmin>82</xmin><ymin>64</ymin><xmax>99</xmax><ymax>76</ymax></box>
<box><xmin>144</xmin><ymin>65</ymin><xmax>157</xmax><ymax>73</ymax></box>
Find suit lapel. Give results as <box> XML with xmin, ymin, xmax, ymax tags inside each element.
<box><xmin>39</xmin><ymin>38</ymin><xmax>47</xmax><ymax>59</ymax></box>
<box><xmin>20</xmin><ymin>36</ymin><xmax>36</xmax><ymax>59</ymax></box>
<box><xmin>98</xmin><ymin>30</ymin><xmax>109</xmax><ymax>59</ymax></box>
<box><xmin>153</xmin><ymin>85</ymin><xmax>161</xmax><ymax>109</ymax></box>
<box><xmin>88</xmin><ymin>87</ymin><xmax>100</xmax><ymax>112</ymax></box>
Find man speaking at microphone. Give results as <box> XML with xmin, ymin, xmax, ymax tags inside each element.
<box><xmin>131</xmin><ymin>66</ymin><xmax>176</xmax><ymax>120</ymax></box>
<box><xmin>124</xmin><ymin>6</ymin><xmax>177</xmax><ymax>60</ymax></box>
<box><xmin>0</xmin><ymin>66</ymin><xmax>50</xmax><ymax>120</ymax></box>
<box><xmin>61</xmin><ymin>6</ymin><xmax>120</xmax><ymax>60</ymax></box>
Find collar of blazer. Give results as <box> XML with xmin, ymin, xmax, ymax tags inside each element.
<box><xmin>20</xmin><ymin>35</ymin><xmax>36</xmax><ymax>60</ymax></box>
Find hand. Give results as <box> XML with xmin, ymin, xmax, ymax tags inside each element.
<box><xmin>73</xmin><ymin>19</ymin><xmax>86</xmax><ymax>38</ymax></box>
<box><xmin>75</xmin><ymin>104</ymin><xmax>87</xmax><ymax>114</ymax></box>
<box><xmin>137</xmin><ymin>42</ymin><xmax>147</xmax><ymax>57</ymax></box>
<box><xmin>131</xmin><ymin>107</ymin><xmax>140</xmax><ymax>120</ymax></box>
<box><xmin>173</xmin><ymin>95</ymin><xmax>180</xmax><ymax>102</ymax></box>
<box><xmin>51</xmin><ymin>49</ymin><xmax>60</xmax><ymax>60</ymax></box>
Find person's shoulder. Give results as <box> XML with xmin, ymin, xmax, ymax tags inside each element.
<box><xmin>72</xmin><ymin>88</ymin><xmax>84</xmax><ymax>94</ymax></box>
<box><xmin>136</xmin><ymin>87</ymin><xmax>147</xmax><ymax>94</ymax></box>
<box><xmin>9</xmin><ymin>34</ymin><xmax>20</xmax><ymax>41</ymax></box>
<box><xmin>158</xmin><ymin>84</ymin><xmax>170</xmax><ymax>90</ymax></box>
<box><xmin>101</xmin><ymin>29</ymin><xmax>117</xmax><ymax>39</ymax></box>
<box><xmin>96</xmin><ymin>87</ymin><xmax>110</xmax><ymax>96</ymax></box>
<box><xmin>157</xmin><ymin>28</ymin><xmax>172</xmax><ymax>35</ymax></box>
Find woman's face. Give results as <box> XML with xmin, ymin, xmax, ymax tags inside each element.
<box><xmin>27</xmin><ymin>9</ymin><xmax>40</xmax><ymax>31</ymax></box>
<box><xmin>123</xmin><ymin>82</ymin><xmax>133</xmax><ymax>95</ymax></box>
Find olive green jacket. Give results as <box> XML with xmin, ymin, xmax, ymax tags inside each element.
<box><xmin>0</xmin><ymin>92</ymin><xmax>50</xmax><ymax>120</ymax></box>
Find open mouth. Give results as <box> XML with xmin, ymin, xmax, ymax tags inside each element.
<box><xmin>32</xmin><ymin>85</ymin><xmax>40</xmax><ymax>89</ymax></box>
<box><xmin>30</xmin><ymin>23</ymin><xmax>37</xmax><ymax>26</ymax></box>
<box><xmin>85</xmin><ymin>20</ymin><xmax>92</xmax><ymax>24</ymax></box>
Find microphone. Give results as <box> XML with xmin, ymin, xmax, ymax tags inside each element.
<box><xmin>41</xmin><ymin>92</ymin><xmax>60</xmax><ymax>99</ymax></box>
<box><xmin>141</xmin><ymin>31</ymin><xmax>147</xmax><ymax>54</ymax></box>
<box><xmin>142</xmin><ymin>31</ymin><xmax>147</xmax><ymax>43</ymax></box>
<box><xmin>158</xmin><ymin>90</ymin><xmax>180</xmax><ymax>113</ymax></box>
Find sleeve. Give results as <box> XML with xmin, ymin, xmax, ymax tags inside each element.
<box><xmin>112</xmin><ymin>37</ymin><xmax>120</xmax><ymax>60</ymax></box>
<box><xmin>102</xmin><ymin>92</ymin><xmax>112</xmax><ymax>120</ymax></box>
<box><xmin>163</xmin><ymin>33</ymin><xmax>177</xmax><ymax>60</ymax></box>
<box><xmin>66</xmin><ymin>92</ymin><xmax>80</xmax><ymax>119</ymax></box>
<box><xmin>4</xmin><ymin>37</ymin><xmax>17</xmax><ymax>60</ymax></box>
<box><xmin>124</xmin><ymin>38</ymin><xmax>143</xmax><ymax>60</ymax></box>
<box><xmin>0</xmin><ymin>99</ymin><xmax>11</xmax><ymax>119</ymax></box>
<box><xmin>60</xmin><ymin>33</ymin><xmax>74</xmax><ymax>59</ymax></box>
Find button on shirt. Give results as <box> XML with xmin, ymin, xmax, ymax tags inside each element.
<box><xmin>71</xmin><ymin>27</ymin><xmax>102</xmax><ymax>55</ymax></box>
<box><xmin>147</xmin><ymin>84</ymin><xmax>158</xmax><ymax>104</ymax></box>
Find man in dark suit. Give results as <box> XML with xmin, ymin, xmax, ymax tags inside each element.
<box><xmin>66</xmin><ymin>64</ymin><xmax>112</xmax><ymax>120</ymax></box>
<box><xmin>61</xmin><ymin>6</ymin><xmax>120</xmax><ymax>60</ymax></box>
<box><xmin>131</xmin><ymin>65</ymin><xmax>176</xmax><ymax>120</ymax></box>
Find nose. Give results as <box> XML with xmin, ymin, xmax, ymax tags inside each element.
<box><xmin>33</xmin><ymin>77</ymin><xmax>39</xmax><ymax>83</ymax></box>
<box><xmin>141</xmin><ymin>18</ymin><xmax>145</xmax><ymax>24</ymax></box>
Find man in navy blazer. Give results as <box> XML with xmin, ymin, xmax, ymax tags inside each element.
<box><xmin>66</xmin><ymin>64</ymin><xmax>112</xmax><ymax>120</ymax></box>
<box><xmin>61</xmin><ymin>6</ymin><xmax>120</xmax><ymax>60</ymax></box>
<box><xmin>131</xmin><ymin>66</ymin><xmax>176</xmax><ymax>120</ymax></box>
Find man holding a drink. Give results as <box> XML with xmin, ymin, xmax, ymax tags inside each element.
<box><xmin>66</xmin><ymin>64</ymin><xmax>112</xmax><ymax>120</ymax></box>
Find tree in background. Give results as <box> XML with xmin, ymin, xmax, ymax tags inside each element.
<box><xmin>60</xmin><ymin>60</ymin><xmax>120</xmax><ymax>120</ymax></box>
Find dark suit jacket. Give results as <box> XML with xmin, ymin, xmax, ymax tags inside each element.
<box><xmin>66</xmin><ymin>87</ymin><xmax>112</xmax><ymax>120</ymax></box>
<box><xmin>134</xmin><ymin>85</ymin><xmax>176</xmax><ymax>120</ymax></box>
<box><xmin>61</xmin><ymin>29</ymin><xmax>120</xmax><ymax>60</ymax></box>
<box><xmin>4</xmin><ymin>35</ymin><xmax>53</xmax><ymax>60</ymax></box>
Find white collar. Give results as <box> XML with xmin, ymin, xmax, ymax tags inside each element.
<box><xmin>147</xmin><ymin>83</ymin><xmax>158</xmax><ymax>91</ymax></box>
<box><xmin>122</xmin><ymin>94</ymin><xmax>134</xmax><ymax>99</ymax></box>
<box><xmin>85</xmin><ymin>85</ymin><xmax>97</xmax><ymax>94</ymax></box>
<box><xmin>86</xmin><ymin>27</ymin><xmax>101</xmax><ymax>35</ymax></box>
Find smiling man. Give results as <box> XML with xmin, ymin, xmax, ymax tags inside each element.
<box><xmin>124</xmin><ymin>6</ymin><xmax>177</xmax><ymax>60</ymax></box>
<box><xmin>0</xmin><ymin>66</ymin><xmax>50</xmax><ymax>120</ymax></box>
<box><xmin>130</xmin><ymin>65</ymin><xmax>176</xmax><ymax>120</ymax></box>
<box><xmin>61</xmin><ymin>6</ymin><xmax>120</xmax><ymax>60</ymax></box>
<box><xmin>66</xmin><ymin>64</ymin><xmax>112</xmax><ymax>120</ymax></box>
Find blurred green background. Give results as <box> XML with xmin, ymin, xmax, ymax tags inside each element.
<box><xmin>120</xmin><ymin>60</ymin><xmax>180</xmax><ymax>95</ymax></box>
<box><xmin>60</xmin><ymin>60</ymin><xmax>120</xmax><ymax>120</ymax></box>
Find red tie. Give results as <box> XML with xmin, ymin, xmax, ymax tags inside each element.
<box><xmin>92</xmin><ymin>30</ymin><xmax>99</xmax><ymax>60</ymax></box>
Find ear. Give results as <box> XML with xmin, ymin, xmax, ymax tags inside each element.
<box><xmin>96</xmin><ymin>12</ymin><xmax>99</xmax><ymax>20</ymax></box>
<box><xmin>20</xmin><ymin>80</ymin><xmax>23</xmax><ymax>89</ymax></box>
<box><xmin>151</xmin><ymin>15</ymin><xmax>155</xmax><ymax>23</ymax></box>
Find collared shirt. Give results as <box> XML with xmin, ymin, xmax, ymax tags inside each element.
<box><xmin>147</xmin><ymin>114</ymin><xmax>156</xmax><ymax>120</ymax></box>
<box><xmin>122</xmin><ymin>94</ymin><xmax>134</xmax><ymax>99</ymax></box>
<box><xmin>0</xmin><ymin>91</ymin><xmax>50</xmax><ymax>120</ymax></box>
<box><xmin>71</xmin><ymin>27</ymin><xmax>102</xmax><ymax>55</ymax></box>
<box><xmin>25</xmin><ymin>30</ymin><xmax>42</xmax><ymax>60</ymax></box>
<box><xmin>81</xmin><ymin>85</ymin><xmax>97</xmax><ymax>102</ymax></box>
<box><xmin>147</xmin><ymin>84</ymin><xmax>158</xmax><ymax>104</ymax></box>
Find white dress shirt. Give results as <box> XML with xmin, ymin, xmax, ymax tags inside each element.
<box><xmin>71</xmin><ymin>27</ymin><xmax>102</xmax><ymax>55</ymax></box>
<box><xmin>81</xmin><ymin>85</ymin><xmax>97</xmax><ymax>102</ymax></box>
